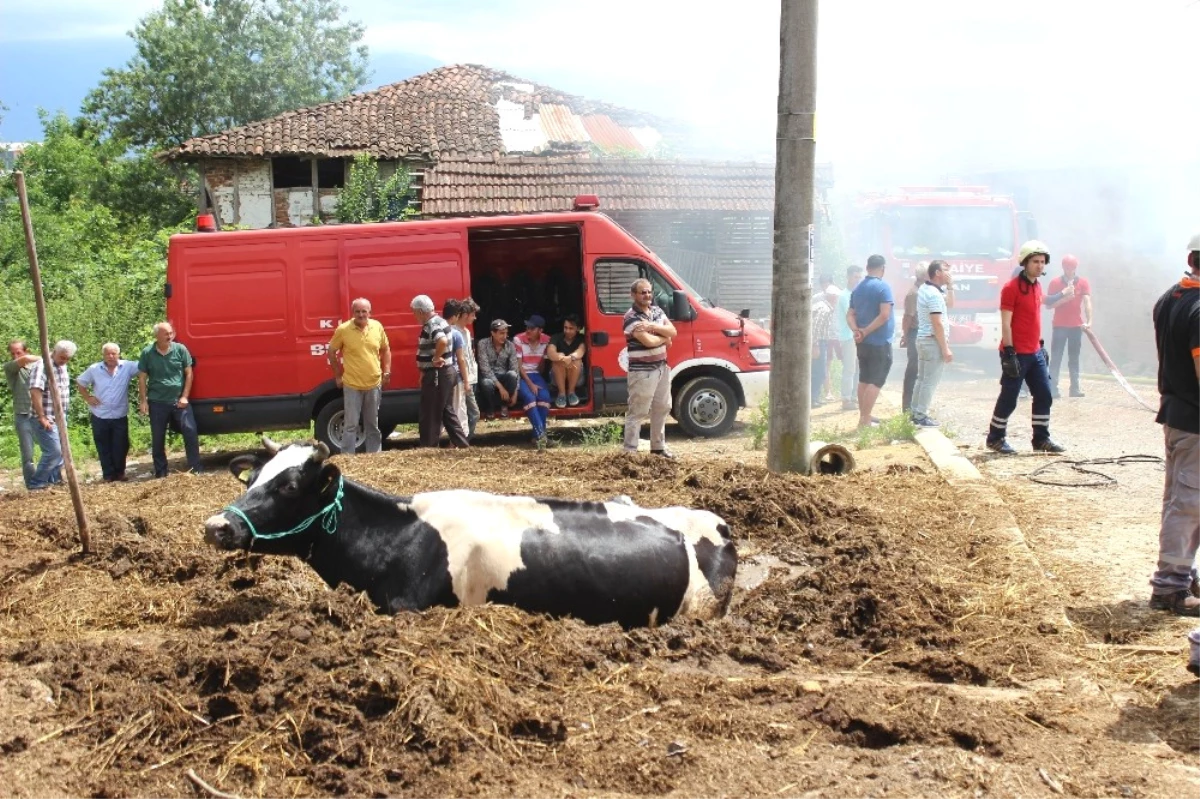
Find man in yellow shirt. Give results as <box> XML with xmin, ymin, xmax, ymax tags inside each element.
<box><xmin>327</xmin><ymin>297</ymin><xmax>391</xmax><ymax>454</ymax></box>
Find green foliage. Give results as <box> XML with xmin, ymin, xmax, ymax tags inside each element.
<box><xmin>83</xmin><ymin>0</ymin><xmax>369</xmax><ymax>151</ymax></box>
<box><xmin>747</xmin><ymin>393</ymin><xmax>770</xmax><ymax>450</ymax></box>
<box><xmin>338</xmin><ymin>154</ymin><xmax>415</xmax><ymax>223</ymax></box>
<box><xmin>1</xmin><ymin>113</ymin><xmax>191</xmax><ymax>435</ymax></box>
<box><xmin>577</xmin><ymin>421</ymin><xmax>625</xmax><ymax>448</ymax></box>
<box><xmin>812</xmin><ymin>413</ymin><xmax>917</xmax><ymax>450</ymax></box>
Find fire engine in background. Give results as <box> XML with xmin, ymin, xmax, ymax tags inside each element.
<box><xmin>847</xmin><ymin>186</ymin><xmax>1038</xmax><ymax>349</ymax></box>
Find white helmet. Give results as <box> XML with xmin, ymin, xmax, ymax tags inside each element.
<box><xmin>1018</xmin><ymin>240</ymin><xmax>1050</xmax><ymax>265</ymax></box>
<box><xmin>1188</xmin><ymin>233</ymin><xmax>1200</xmax><ymax>253</ymax></box>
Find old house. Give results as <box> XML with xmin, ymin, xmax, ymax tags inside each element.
<box><xmin>165</xmin><ymin>64</ymin><xmax>792</xmax><ymax>316</ymax></box>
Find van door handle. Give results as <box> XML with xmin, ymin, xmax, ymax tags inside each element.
<box><xmin>590</xmin><ymin>332</ymin><xmax>609</xmax><ymax>346</ymax></box>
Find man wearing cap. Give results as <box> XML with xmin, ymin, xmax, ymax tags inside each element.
<box><xmin>623</xmin><ymin>278</ymin><xmax>677</xmax><ymax>456</ymax></box>
<box><xmin>477</xmin><ymin>319</ymin><xmax>521</xmax><ymax>420</ymax></box>
<box><xmin>327</xmin><ymin>297</ymin><xmax>391</xmax><ymax>454</ymax></box>
<box><xmin>513</xmin><ymin>314</ymin><xmax>553</xmax><ymax>447</ymax></box>
<box><xmin>412</xmin><ymin>295</ymin><xmax>468</xmax><ymax>449</ymax></box>
<box><xmin>985</xmin><ymin>241</ymin><xmax>1065</xmax><ymax>455</ymax></box>
<box><xmin>1147</xmin><ymin>234</ymin><xmax>1200</xmax><ymax>618</ymax></box>
<box><xmin>1045</xmin><ymin>253</ymin><xmax>1092</xmax><ymax>398</ymax></box>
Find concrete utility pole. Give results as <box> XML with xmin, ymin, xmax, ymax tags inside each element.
<box><xmin>767</xmin><ymin>0</ymin><xmax>819</xmax><ymax>473</ymax></box>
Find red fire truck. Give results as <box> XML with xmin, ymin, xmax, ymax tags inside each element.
<box><xmin>164</xmin><ymin>197</ymin><xmax>771</xmax><ymax>450</ymax></box>
<box><xmin>847</xmin><ymin>186</ymin><xmax>1038</xmax><ymax>348</ymax></box>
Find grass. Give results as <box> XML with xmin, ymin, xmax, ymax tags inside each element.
<box><xmin>575</xmin><ymin>420</ymin><xmax>625</xmax><ymax>448</ymax></box>
<box><xmin>813</xmin><ymin>412</ymin><xmax>918</xmax><ymax>450</ymax></box>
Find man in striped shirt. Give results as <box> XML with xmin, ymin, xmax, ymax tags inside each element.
<box><xmin>27</xmin><ymin>340</ymin><xmax>77</xmax><ymax>490</ymax></box>
<box><xmin>513</xmin><ymin>314</ymin><xmax>552</xmax><ymax>447</ymax></box>
<box><xmin>623</xmin><ymin>279</ymin><xmax>677</xmax><ymax>457</ymax></box>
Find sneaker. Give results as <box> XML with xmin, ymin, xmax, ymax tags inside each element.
<box><xmin>500</xmin><ymin>406</ymin><xmax>510</xmax><ymax>418</ymax></box>
<box><xmin>650</xmin><ymin>448</ymin><xmax>675</xmax><ymax>460</ymax></box>
<box><xmin>1069</xmin><ymin>388</ymin><xmax>1085</xmax><ymax>398</ymax></box>
<box><xmin>1149</xmin><ymin>590</ymin><xmax>1200</xmax><ymax>617</ymax></box>
<box><xmin>554</xmin><ymin>395</ymin><xmax>567</xmax><ymax>409</ymax></box>
<box><xmin>1032</xmin><ymin>439</ymin><xmax>1066</xmax><ymax>454</ymax></box>
<box><xmin>915</xmin><ymin>416</ymin><xmax>941</xmax><ymax>428</ymax></box>
<box><xmin>535</xmin><ymin>434</ymin><xmax>548</xmax><ymax>450</ymax></box>
<box><xmin>842</xmin><ymin>400</ymin><xmax>858</xmax><ymax>411</ymax></box>
<box><xmin>986</xmin><ymin>439</ymin><xmax>1015</xmax><ymax>455</ymax></box>
<box><xmin>567</xmin><ymin>393</ymin><xmax>580</xmax><ymax>407</ymax></box>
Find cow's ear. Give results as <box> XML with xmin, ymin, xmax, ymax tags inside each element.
<box><xmin>229</xmin><ymin>454</ymin><xmax>262</xmax><ymax>485</ymax></box>
<box><xmin>319</xmin><ymin>462</ymin><xmax>342</xmax><ymax>493</ymax></box>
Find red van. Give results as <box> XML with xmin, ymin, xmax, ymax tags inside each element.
<box><xmin>165</xmin><ymin>198</ymin><xmax>772</xmax><ymax>450</ymax></box>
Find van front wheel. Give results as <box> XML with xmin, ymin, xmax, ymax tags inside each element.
<box><xmin>314</xmin><ymin>399</ymin><xmax>366</xmax><ymax>454</ymax></box>
<box><xmin>675</xmin><ymin>376</ymin><xmax>737</xmax><ymax>438</ymax></box>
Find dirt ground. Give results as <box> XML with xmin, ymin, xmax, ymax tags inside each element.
<box><xmin>0</xmin><ymin>384</ymin><xmax>1196</xmax><ymax>798</ymax></box>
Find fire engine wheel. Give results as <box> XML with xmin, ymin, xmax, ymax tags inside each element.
<box><xmin>314</xmin><ymin>399</ymin><xmax>366</xmax><ymax>454</ymax></box>
<box><xmin>675</xmin><ymin>376</ymin><xmax>737</xmax><ymax>438</ymax></box>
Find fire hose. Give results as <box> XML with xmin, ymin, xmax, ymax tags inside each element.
<box><xmin>1083</xmin><ymin>327</ymin><xmax>1156</xmax><ymax>412</ymax></box>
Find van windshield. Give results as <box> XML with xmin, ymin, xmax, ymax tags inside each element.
<box><xmin>653</xmin><ymin>255</ymin><xmax>715</xmax><ymax>309</ymax></box>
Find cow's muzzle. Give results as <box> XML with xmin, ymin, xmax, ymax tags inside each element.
<box><xmin>204</xmin><ymin>513</ymin><xmax>240</xmax><ymax>550</ymax></box>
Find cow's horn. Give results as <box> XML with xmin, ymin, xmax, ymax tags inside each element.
<box><xmin>314</xmin><ymin>441</ymin><xmax>331</xmax><ymax>461</ymax></box>
<box><xmin>261</xmin><ymin>435</ymin><xmax>282</xmax><ymax>455</ymax></box>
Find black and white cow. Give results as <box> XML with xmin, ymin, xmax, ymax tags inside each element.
<box><xmin>203</xmin><ymin>439</ymin><xmax>737</xmax><ymax>629</ymax></box>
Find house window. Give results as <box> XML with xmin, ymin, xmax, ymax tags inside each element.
<box><xmin>272</xmin><ymin>157</ymin><xmax>346</xmax><ymax>189</ymax></box>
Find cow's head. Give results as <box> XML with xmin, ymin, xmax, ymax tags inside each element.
<box><xmin>204</xmin><ymin>436</ymin><xmax>342</xmax><ymax>552</ymax></box>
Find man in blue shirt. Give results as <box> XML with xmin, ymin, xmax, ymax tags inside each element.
<box><xmin>847</xmin><ymin>255</ymin><xmax>895</xmax><ymax>429</ymax></box>
<box><xmin>76</xmin><ymin>342</ymin><xmax>140</xmax><ymax>482</ymax></box>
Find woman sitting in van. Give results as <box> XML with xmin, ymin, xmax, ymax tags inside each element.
<box><xmin>547</xmin><ymin>314</ymin><xmax>587</xmax><ymax>408</ymax></box>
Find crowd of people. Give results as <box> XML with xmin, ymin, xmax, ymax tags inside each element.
<box><xmin>3</xmin><ymin>277</ymin><xmax>678</xmax><ymax>490</ymax></box>
<box><xmin>4</xmin><ymin>321</ymin><xmax>202</xmax><ymax>491</ymax></box>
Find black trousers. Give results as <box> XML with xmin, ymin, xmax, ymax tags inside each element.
<box><xmin>902</xmin><ymin>336</ymin><xmax>918</xmax><ymax>412</ymax></box>
<box><xmin>419</xmin><ymin>366</ymin><xmax>469</xmax><ymax>448</ymax></box>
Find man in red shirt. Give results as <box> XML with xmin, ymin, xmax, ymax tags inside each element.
<box><xmin>985</xmin><ymin>241</ymin><xmax>1066</xmax><ymax>455</ymax></box>
<box><xmin>1045</xmin><ymin>253</ymin><xmax>1092</xmax><ymax>398</ymax></box>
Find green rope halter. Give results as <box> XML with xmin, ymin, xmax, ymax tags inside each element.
<box><xmin>223</xmin><ymin>476</ymin><xmax>345</xmax><ymax>541</ymax></box>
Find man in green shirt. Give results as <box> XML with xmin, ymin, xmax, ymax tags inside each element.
<box><xmin>137</xmin><ymin>322</ymin><xmax>203</xmax><ymax>478</ymax></box>
<box><xmin>5</xmin><ymin>339</ymin><xmax>41</xmax><ymax>489</ymax></box>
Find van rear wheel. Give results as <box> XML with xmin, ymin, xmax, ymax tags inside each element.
<box><xmin>675</xmin><ymin>376</ymin><xmax>737</xmax><ymax>438</ymax></box>
<box><xmin>314</xmin><ymin>399</ymin><xmax>366</xmax><ymax>454</ymax></box>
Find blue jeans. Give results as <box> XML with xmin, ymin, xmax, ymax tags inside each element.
<box><xmin>479</xmin><ymin>371</ymin><xmax>519</xmax><ymax>414</ymax></box>
<box><xmin>811</xmin><ymin>342</ymin><xmax>827</xmax><ymax>403</ymax></box>
<box><xmin>517</xmin><ymin>373</ymin><xmax>551</xmax><ymax>439</ymax></box>
<box><xmin>1050</xmin><ymin>326</ymin><xmax>1084</xmax><ymax>392</ymax></box>
<box><xmin>987</xmin><ymin>350</ymin><xmax>1053</xmax><ymax>445</ymax></box>
<box><xmin>911</xmin><ymin>337</ymin><xmax>947</xmax><ymax>420</ymax></box>
<box><xmin>149</xmin><ymin>401</ymin><xmax>203</xmax><ymax>477</ymax></box>
<box><xmin>14</xmin><ymin>413</ymin><xmax>38</xmax><ymax>489</ymax></box>
<box><xmin>29</xmin><ymin>419</ymin><xmax>64</xmax><ymax>490</ymax></box>
<box><xmin>90</xmin><ymin>415</ymin><xmax>130</xmax><ymax>480</ymax></box>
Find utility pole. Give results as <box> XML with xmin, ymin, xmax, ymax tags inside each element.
<box><xmin>767</xmin><ymin>0</ymin><xmax>819</xmax><ymax>473</ymax></box>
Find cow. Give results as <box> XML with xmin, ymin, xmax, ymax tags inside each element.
<box><xmin>203</xmin><ymin>438</ymin><xmax>738</xmax><ymax>629</ymax></box>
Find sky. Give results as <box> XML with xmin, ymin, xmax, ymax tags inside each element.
<box><xmin>3</xmin><ymin>1</ymin><xmax>1198</xmax><ymax>168</ymax></box>
<box><xmin>1</xmin><ymin>1</ymin><xmax>1197</xmax><ymax>250</ymax></box>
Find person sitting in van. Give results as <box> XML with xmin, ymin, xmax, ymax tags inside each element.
<box><xmin>513</xmin><ymin>314</ymin><xmax>553</xmax><ymax>447</ymax></box>
<box><xmin>548</xmin><ymin>314</ymin><xmax>587</xmax><ymax>408</ymax></box>
<box><xmin>477</xmin><ymin>319</ymin><xmax>520</xmax><ymax>420</ymax></box>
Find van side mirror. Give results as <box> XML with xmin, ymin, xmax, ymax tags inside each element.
<box><xmin>739</xmin><ymin>308</ymin><xmax>750</xmax><ymax>319</ymax></box>
<box><xmin>671</xmin><ymin>290</ymin><xmax>694</xmax><ymax>322</ymax></box>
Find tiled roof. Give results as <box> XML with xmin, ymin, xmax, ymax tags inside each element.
<box><xmin>166</xmin><ymin>64</ymin><xmax>672</xmax><ymax>161</ymax></box>
<box><xmin>420</xmin><ymin>157</ymin><xmax>774</xmax><ymax>215</ymax></box>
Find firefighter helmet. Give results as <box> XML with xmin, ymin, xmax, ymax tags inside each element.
<box><xmin>1189</xmin><ymin>233</ymin><xmax>1200</xmax><ymax>252</ymax></box>
<box><xmin>1061</xmin><ymin>254</ymin><xmax>1079</xmax><ymax>269</ymax></box>
<box><xmin>1018</xmin><ymin>240</ymin><xmax>1050</xmax><ymax>266</ymax></box>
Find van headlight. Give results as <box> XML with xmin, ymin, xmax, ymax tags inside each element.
<box><xmin>749</xmin><ymin>347</ymin><xmax>771</xmax><ymax>364</ymax></box>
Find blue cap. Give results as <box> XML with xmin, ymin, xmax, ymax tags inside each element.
<box><xmin>524</xmin><ymin>314</ymin><xmax>545</xmax><ymax>329</ymax></box>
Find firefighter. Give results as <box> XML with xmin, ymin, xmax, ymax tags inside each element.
<box><xmin>1045</xmin><ymin>253</ymin><xmax>1093</xmax><ymax>398</ymax></box>
<box><xmin>1147</xmin><ymin>233</ymin><xmax>1200</xmax><ymax>619</ymax></box>
<box><xmin>985</xmin><ymin>240</ymin><xmax>1066</xmax><ymax>454</ymax></box>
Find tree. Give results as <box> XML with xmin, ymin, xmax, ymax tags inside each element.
<box><xmin>338</xmin><ymin>154</ymin><xmax>416</xmax><ymax>223</ymax></box>
<box><xmin>83</xmin><ymin>0</ymin><xmax>370</xmax><ymax>151</ymax></box>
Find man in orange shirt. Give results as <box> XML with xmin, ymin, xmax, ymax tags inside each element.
<box><xmin>1045</xmin><ymin>254</ymin><xmax>1093</xmax><ymax>398</ymax></box>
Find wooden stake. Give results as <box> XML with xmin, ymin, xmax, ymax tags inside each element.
<box><xmin>12</xmin><ymin>171</ymin><xmax>91</xmax><ymax>554</ymax></box>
